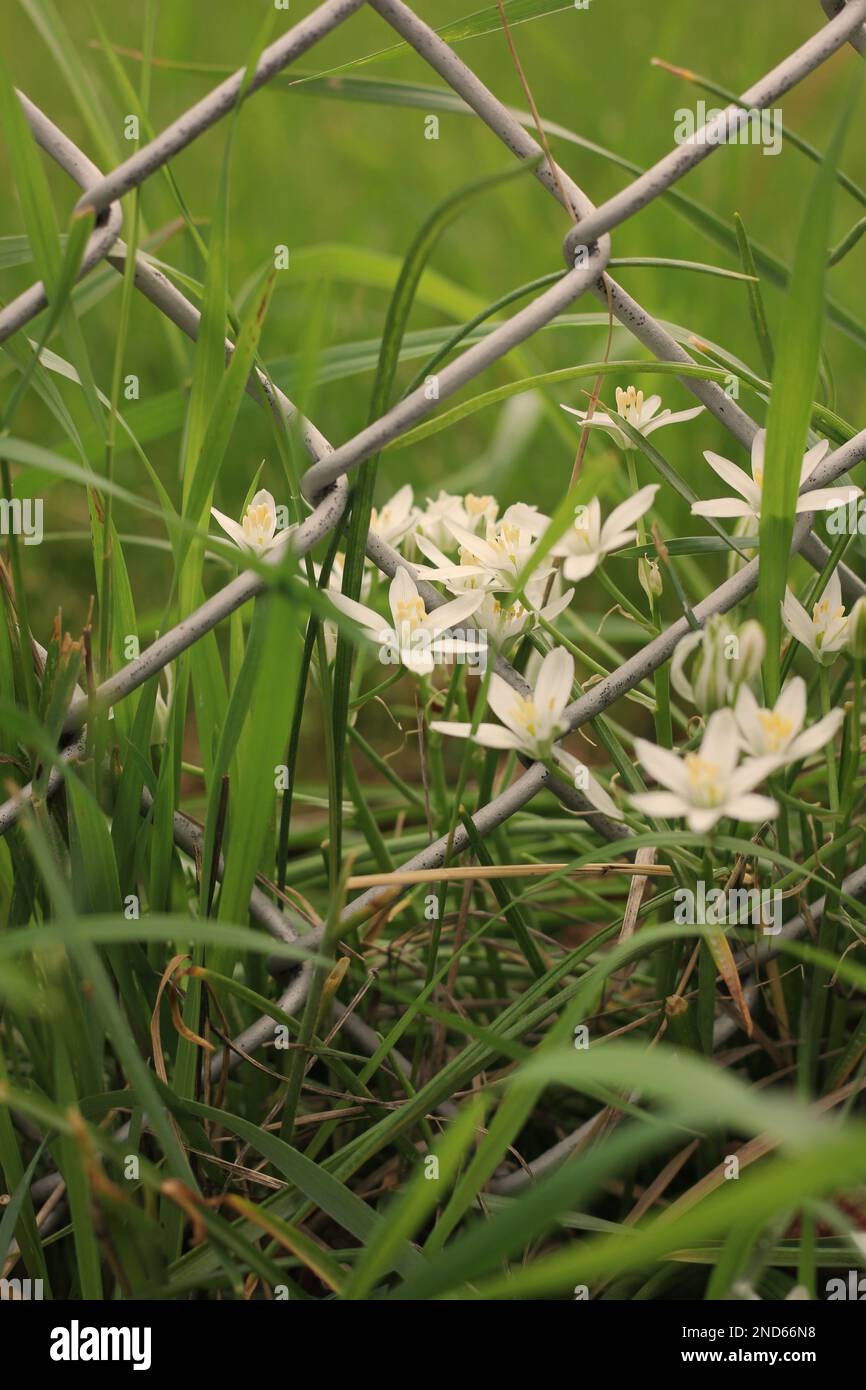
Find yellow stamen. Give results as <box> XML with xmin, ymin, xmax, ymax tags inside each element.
<box><xmin>684</xmin><ymin>752</ymin><xmax>721</xmax><ymax>806</ymax></box>
<box><xmin>510</xmin><ymin>696</ymin><xmax>538</xmax><ymax>737</ymax></box>
<box><xmin>394</xmin><ymin>596</ymin><xmax>426</xmax><ymax>630</ymax></box>
<box><xmin>756</xmin><ymin>710</ymin><xmax>794</xmax><ymax>752</ymax></box>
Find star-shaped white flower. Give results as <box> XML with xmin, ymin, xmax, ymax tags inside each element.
<box><xmin>781</xmin><ymin>569</ymin><xmax>849</xmax><ymax>665</ymax></box>
<box><xmin>419</xmin><ymin>505</ymin><xmax>552</xmax><ymax>592</ymax></box>
<box><xmin>561</xmin><ymin>386</ymin><xmax>703</xmax><ymax>451</ymax></box>
<box><xmin>431</xmin><ymin>647</ymin><xmax>619</xmax><ymax>817</ymax></box>
<box><xmin>410</xmin><ymin>529</ymin><xmax>574</xmax><ymax>644</ymax></box>
<box><xmin>329</xmin><ymin>565</ymin><xmax>484</xmax><ymax>675</ymax></box>
<box><xmin>413</xmin><ymin>491</ymin><xmax>471</xmax><ymax>551</ymax></box>
<box><xmin>370</xmin><ymin>483</ymin><xmax>418</xmax><ymax>548</ymax></box>
<box><xmin>210</xmin><ymin>489</ymin><xmax>292</xmax><ymax>554</ymax></box>
<box><xmin>462</xmin><ymin>493</ymin><xmax>499</xmax><ymax>532</ymax></box>
<box><xmin>549</xmin><ymin>484</ymin><xmax>659</xmax><ymax>582</ymax></box>
<box><xmin>471</xmin><ymin>581</ymin><xmax>575</xmax><ymax>649</ymax></box>
<box><xmin>432</xmin><ymin>644</ymin><xmax>573</xmax><ymax>757</ymax></box>
<box><xmin>692</xmin><ymin>430</ymin><xmax>861</xmax><ymax>526</ymax></box>
<box><xmin>734</xmin><ymin>677</ymin><xmax>844</xmax><ymax>766</ymax></box>
<box><xmin>631</xmin><ymin>709</ymin><xmax>779</xmax><ymax>833</ymax></box>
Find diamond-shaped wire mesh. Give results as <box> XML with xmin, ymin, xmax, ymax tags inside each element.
<box><xmin>4</xmin><ymin>0</ymin><xmax>866</xmax><ymax>1072</ymax></box>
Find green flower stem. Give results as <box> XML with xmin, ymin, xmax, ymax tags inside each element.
<box><xmin>597</xmin><ymin>566</ymin><xmax>658</xmax><ymax>633</ymax></box>
<box><xmin>697</xmin><ymin>845</ymin><xmax>717</xmax><ymax>1056</ymax></box>
<box><xmin>842</xmin><ymin>658</ymin><xmax>862</xmax><ymax>815</ymax></box>
<box><xmin>654</xmin><ymin>660</ymin><xmax>673</xmax><ymax>750</ymax></box>
<box><xmin>820</xmin><ymin>667</ymin><xmax>840</xmax><ymax>814</ymax></box>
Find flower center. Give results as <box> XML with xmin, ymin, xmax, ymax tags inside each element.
<box><xmin>243</xmin><ymin>502</ymin><xmax>273</xmax><ymax>545</ymax></box>
<box><xmin>756</xmin><ymin>710</ymin><xmax>794</xmax><ymax>752</ymax></box>
<box><xmin>684</xmin><ymin>752</ymin><xmax>721</xmax><ymax>806</ymax></box>
<box><xmin>493</xmin><ymin>598</ymin><xmax>524</xmax><ymax>621</ymax></box>
<box><xmin>466</xmin><ymin>493</ymin><xmax>495</xmax><ymax>518</ymax></box>
<box><xmin>394</xmin><ymin>596</ymin><xmax>426</xmax><ymax>631</ymax></box>
<box><xmin>615</xmin><ymin>385</ymin><xmax>644</xmax><ymax>425</ymax></box>
<box><xmin>488</xmin><ymin>522</ymin><xmax>521</xmax><ymax>556</ymax></box>
<box><xmin>812</xmin><ymin>596</ymin><xmax>846</xmax><ymax>646</ymax></box>
<box><xmin>510</xmin><ymin>696</ymin><xmax>539</xmax><ymax>737</ymax></box>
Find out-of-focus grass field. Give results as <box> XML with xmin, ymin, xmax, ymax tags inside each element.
<box><xmin>3</xmin><ymin>0</ymin><xmax>864</xmax><ymax>638</ymax></box>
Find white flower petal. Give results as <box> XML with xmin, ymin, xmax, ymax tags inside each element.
<box><xmin>329</xmin><ymin>590</ymin><xmax>386</xmax><ymax>636</ymax></box>
<box><xmin>787</xmin><ymin>709</ymin><xmax>845</xmax><ymax>761</ymax></box>
<box><xmin>685</xmin><ymin>806</ymin><xmax>725</xmax><ymax>833</ymax></box>
<box><xmin>633</xmin><ymin>737</ymin><xmax>692</xmax><ymax>796</ymax></box>
<box><xmin>724</xmin><ymin>793</ymin><xmax>779</xmax><ymax>823</ymax></box>
<box><xmin>702</xmin><ymin>451</ymin><xmax>760</xmax><ymax>506</ymax></box>
<box><xmin>797</xmin><ymin>486</ymin><xmax>861</xmax><ymax>513</ymax></box>
<box><xmin>726</xmin><ymin>754</ymin><xmax>779</xmax><ymax>798</ymax></box>
<box><xmin>670</xmin><ymin>630</ymin><xmax>703</xmax><ymax>703</ymax></box>
<box><xmin>562</xmin><ymin>553</ymin><xmax>601</xmax><ymax>582</ymax></box>
<box><xmin>692</xmin><ymin>498</ymin><xmax>756</xmax><ymax>519</ymax></box>
<box><xmin>644</xmin><ymin>404</ymin><xmax>703</xmax><ymax>433</ymax></box>
<box><xmin>538</xmin><ymin>587</ymin><xmax>575</xmax><ymax>622</ymax></box>
<box><xmin>210</xmin><ymin>507</ymin><xmax>248</xmax><ymax>550</ymax></box>
<box><xmin>486</xmin><ymin>673</ymin><xmax>523</xmax><ymax>731</ymax></box>
<box><xmin>601</xmin><ymin>485</ymin><xmax>659</xmax><ymax>547</ymax></box>
<box><xmin>700</xmin><ymin>708</ymin><xmax>740</xmax><ymax>776</ymax></box>
<box><xmin>534</xmin><ymin>646</ymin><xmax>574</xmax><ymax>723</ymax></box>
<box><xmin>630</xmin><ymin>790</ymin><xmax>689</xmax><ymax>819</ymax></box>
<box><xmin>424</xmin><ymin>589</ymin><xmax>485</xmax><ymax>638</ymax></box>
<box><xmin>825</xmin><ymin>567</ymin><xmax>843</xmax><ymax>615</ymax></box>
<box><xmin>750</xmin><ymin>431</ymin><xmax>766</xmax><ymax>484</ymax></box>
<box><xmin>775</xmin><ymin>676</ymin><xmax>806</xmax><ymax>734</ymax></box>
<box><xmin>582</xmin><ymin>770</ymin><xmax>620</xmax><ymax>819</ymax></box>
<box><xmin>798</xmin><ymin>439</ymin><xmax>830</xmax><ymax>484</ymax></box>
<box><xmin>734</xmin><ymin>682</ymin><xmax>764</xmax><ymax>754</ymax></box>
<box><xmin>456</xmin><ymin>722</ymin><xmax>523</xmax><ymax>751</ymax></box>
<box><xmin>782</xmin><ymin>589</ymin><xmax>817</xmax><ymax>654</ymax></box>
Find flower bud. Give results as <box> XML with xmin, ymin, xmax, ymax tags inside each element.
<box><xmin>693</xmin><ymin>615</ymin><xmax>733</xmax><ymax>713</ymax></box>
<box><xmin>848</xmin><ymin>595</ymin><xmax>866</xmax><ymax>660</ymax></box>
<box><xmin>638</xmin><ymin>557</ymin><xmax>663</xmax><ymax>603</ymax></box>
<box><xmin>732</xmin><ymin>620</ymin><xmax>765</xmax><ymax>688</ymax></box>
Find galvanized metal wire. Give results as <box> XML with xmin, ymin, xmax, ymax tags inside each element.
<box><xmin>4</xmin><ymin>0</ymin><xmax>866</xmax><ymax>1097</ymax></box>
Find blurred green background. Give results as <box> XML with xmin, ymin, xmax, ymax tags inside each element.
<box><xmin>2</xmin><ymin>0</ymin><xmax>865</xmax><ymax>636</ymax></box>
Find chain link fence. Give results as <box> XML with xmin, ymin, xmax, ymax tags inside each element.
<box><xmin>3</xmin><ymin>0</ymin><xmax>866</xmax><ymax>1086</ymax></box>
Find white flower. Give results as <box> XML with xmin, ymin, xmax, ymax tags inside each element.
<box><xmin>420</xmin><ymin>506</ymin><xmax>553</xmax><ymax>592</ymax></box>
<box><xmin>782</xmin><ymin>569</ymin><xmax>849</xmax><ymax>665</ymax></box>
<box><xmin>412</xmin><ymin>532</ymin><xmax>574</xmax><ymax>644</ymax></box>
<box><xmin>329</xmin><ymin>565</ymin><xmax>484</xmax><ymax>675</ymax></box>
<box><xmin>313</xmin><ymin>554</ymin><xmax>371</xmax><ymax>664</ymax></box>
<box><xmin>210</xmin><ymin>489</ymin><xmax>292</xmax><ymax>554</ymax></box>
<box><xmin>413</xmin><ymin>491</ymin><xmax>470</xmax><ymax>551</ymax></box>
<box><xmin>471</xmin><ymin>582</ymin><xmax>574</xmax><ymax>649</ymax></box>
<box><xmin>432</xmin><ymin>644</ymin><xmax>573</xmax><ymax>757</ymax></box>
<box><xmin>412</xmin><ymin>533</ymin><xmax>496</xmax><ymax>592</ymax></box>
<box><xmin>734</xmin><ymin>677</ymin><xmax>844</xmax><ymax>766</ymax></box>
<box><xmin>550</xmin><ymin>484</ymin><xmax>659</xmax><ymax>583</ymax></box>
<box><xmin>631</xmin><ymin>709</ymin><xmax>779</xmax><ymax>833</ymax></box>
<box><xmin>463</xmin><ymin>493</ymin><xmax>499</xmax><ymax>532</ymax></box>
<box><xmin>692</xmin><ymin>430</ymin><xmax>861</xmax><ymax>526</ymax></box>
<box><xmin>561</xmin><ymin>385</ymin><xmax>703</xmax><ymax>451</ymax></box>
<box><xmin>370</xmin><ymin>483</ymin><xmax>418</xmax><ymax>548</ymax></box>
<box><xmin>431</xmin><ymin>647</ymin><xmax>617</xmax><ymax>816</ymax></box>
